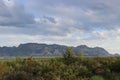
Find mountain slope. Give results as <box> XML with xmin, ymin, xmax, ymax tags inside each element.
<box><xmin>74</xmin><ymin>45</ymin><xmax>109</xmax><ymax>56</ymax></box>
<box><xmin>0</xmin><ymin>43</ymin><xmax>110</xmax><ymax>56</ymax></box>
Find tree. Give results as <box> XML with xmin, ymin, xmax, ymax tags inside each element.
<box><xmin>63</xmin><ymin>47</ymin><xmax>75</xmax><ymax>59</ymax></box>
<box><xmin>63</xmin><ymin>47</ymin><xmax>76</xmax><ymax>65</ymax></box>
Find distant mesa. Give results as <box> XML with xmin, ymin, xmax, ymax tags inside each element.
<box><xmin>0</xmin><ymin>43</ymin><xmax>110</xmax><ymax>57</ymax></box>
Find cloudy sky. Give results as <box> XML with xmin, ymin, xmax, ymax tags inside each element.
<box><xmin>0</xmin><ymin>0</ymin><xmax>120</xmax><ymax>54</ymax></box>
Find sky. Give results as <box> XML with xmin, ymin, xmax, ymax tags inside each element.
<box><xmin>0</xmin><ymin>0</ymin><xmax>120</xmax><ymax>54</ymax></box>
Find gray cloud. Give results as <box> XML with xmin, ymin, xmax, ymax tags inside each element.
<box><xmin>0</xmin><ymin>0</ymin><xmax>35</xmax><ymax>27</ymax></box>
<box><xmin>0</xmin><ymin>0</ymin><xmax>120</xmax><ymax>40</ymax></box>
<box><xmin>43</xmin><ymin>16</ymin><xmax>57</xmax><ymax>24</ymax></box>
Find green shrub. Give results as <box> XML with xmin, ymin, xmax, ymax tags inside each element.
<box><xmin>90</xmin><ymin>75</ymin><xmax>104</xmax><ymax>80</ymax></box>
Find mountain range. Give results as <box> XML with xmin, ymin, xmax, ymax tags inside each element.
<box><xmin>0</xmin><ymin>43</ymin><xmax>110</xmax><ymax>56</ymax></box>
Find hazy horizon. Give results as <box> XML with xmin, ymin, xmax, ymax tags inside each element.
<box><xmin>0</xmin><ymin>0</ymin><xmax>120</xmax><ymax>54</ymax></box>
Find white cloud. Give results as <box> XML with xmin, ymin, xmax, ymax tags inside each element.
<box><xmin>0</xmin><ymin>0</ymin><xmax>120</xmax><ymax>53</ymax></box>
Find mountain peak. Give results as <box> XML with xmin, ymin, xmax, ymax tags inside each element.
<box><xmin>0</xmin><ymin>43</ymin><xmax>110</xmax><ymax>56</ymax></box>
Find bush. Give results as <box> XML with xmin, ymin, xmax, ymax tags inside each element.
<box><xmin>90</xmin><ymin>75</ymin><xmax>104</xmax><ymax>80</ymax></box>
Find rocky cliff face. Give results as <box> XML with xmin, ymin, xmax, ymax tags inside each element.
<box><xmin>0</xmin><ymin>43</ymin><xmax>110</xmax><ymax>56</ymax></box>
<box><xmin>74</xmin><ymin>45</ymin><xmax>109</xmax><ymax>56</ymax></box>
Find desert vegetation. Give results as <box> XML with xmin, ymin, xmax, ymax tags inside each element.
<box><xmin>0</xmin><ymin>48</ymin><xmax>120</xmax><ymax>80</ymax></box>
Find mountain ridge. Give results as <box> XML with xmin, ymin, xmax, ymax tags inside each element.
<box><xmin>0</xmin><ymin>43</ymin><xmax>110</xmax><ymax>56</ymax></box>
